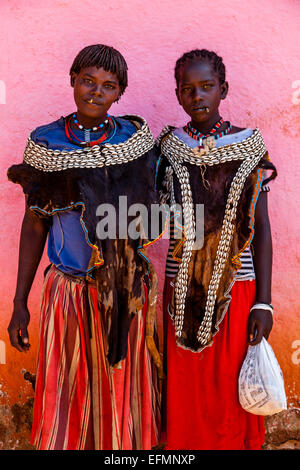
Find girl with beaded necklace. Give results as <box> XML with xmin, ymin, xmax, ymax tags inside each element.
<box><xmin>156</xmin><ymin>49</ymin><xmax>277</xmax><ymax>450</ymax></box>
<box><xmin>7</xmin><ymin>44</ymin><xmax>161</xmax><ymax>450</ymax></box>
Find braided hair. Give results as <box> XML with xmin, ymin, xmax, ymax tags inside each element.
<box><xmin>175</xmin><ymin>49</ymin><xmax>226</xmax><ymax>87</ymax></box>
<box><xmin>70</xmin><ymin>44</ymin><xmax>128</xmax><ymax>96</ymax></box>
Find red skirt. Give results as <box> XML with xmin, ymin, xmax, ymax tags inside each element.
<box><xmin>31</xmin><ymin>266</ymin><xmax>160</xmax><ymax>450</ymax></box>
<box><xmin>162</xmin><ymin>277</ymin><xmax>265</xmax><ymax>450</ymax></box>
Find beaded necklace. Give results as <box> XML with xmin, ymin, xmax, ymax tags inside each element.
<box><xmin>64</xmin><ymin>113</ymin><xmax>116</xmax><ymax>147</ymax></box>
<box><xmin>184</xmin><ymin>118</ymin><xmax>232</xmax><ymax>146</ymax></box>
<box><xmin>72</xmin><ymin>113</ymin><xmax>109</xmax><ymax>131</ymax></box>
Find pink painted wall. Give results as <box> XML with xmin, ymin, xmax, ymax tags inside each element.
<box><xmin>0</xmin><ymin>0</ymin><xmax>299</xmax><ymax>444</ymax></box>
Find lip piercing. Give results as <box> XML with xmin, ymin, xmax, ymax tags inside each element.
<box><xmin>205</xmin><ymin>107</ymin><xmax>209</xmax><ymax>113</ymax></box>
<box><xmin>88</xmin><ymin>99</ymin><xmax>93</xmax><ymax>104</ymax></box>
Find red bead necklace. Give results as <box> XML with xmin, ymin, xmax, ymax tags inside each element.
<box><xmin>185</xmin><ymin>118</ymin><xmax>224</xmax><ymax>140</ymax></box>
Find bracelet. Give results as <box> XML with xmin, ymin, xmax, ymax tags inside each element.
<box><xmin>250</xmin><ymin>303</ymin><xmax>274</xmax><ymax>315</ymax></box>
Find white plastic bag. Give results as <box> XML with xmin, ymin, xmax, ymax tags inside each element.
<box><xmin>238</xmin><ymin>337</ymin><xmax>287</xmax><ymax>416</ymax></box>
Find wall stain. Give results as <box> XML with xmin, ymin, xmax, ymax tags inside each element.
<box><xmin>11</xmin><ymin>398</ymin><xmax>34</xmax><ymax>433</ymax></box>
<box><xmin>0</xmin><ymin>371</ymin><xmax>35</xmax><ymax>450</ymax></box>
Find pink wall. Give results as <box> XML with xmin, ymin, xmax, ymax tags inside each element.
<box><xmin>0</xmin><ymin>0</ymin><xmax>299</xmax><ymax>441</ymax></box>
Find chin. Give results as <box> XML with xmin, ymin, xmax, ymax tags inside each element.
<box><xmin>79</xmin><ymin>108</ymin><xmax>105</xmax><ymax>118</ymax></box>
<box><xmin>190</xmin><ymin>114</ymin><xmax>210</xmax><ymax>123</ymax></box>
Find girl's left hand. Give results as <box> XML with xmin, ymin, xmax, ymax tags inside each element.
<box><xmin>248</xmin><ymin>308</ymin><xmax>273</xmax><ymax>345</ymax></box>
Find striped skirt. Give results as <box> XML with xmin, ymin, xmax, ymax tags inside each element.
<box><xmin>31</xmin><ymin>266</ymin><xmax>161</xmax><ymax>450</ymax></box>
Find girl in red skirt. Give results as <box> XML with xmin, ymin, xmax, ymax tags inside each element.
<box><xmin>156</xmin><ymin>49</ymin><xmax>277</xmax><ymax>450</ymax></box>
<box><xmin>7</xmin><ymin>44</ymin><xmax>161</xmax><ymax>450</ymax></box>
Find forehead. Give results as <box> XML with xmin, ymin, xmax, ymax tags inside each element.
<box><xmin>179</xmin><ymin>61</ymin><xmax>219</xmax><ymax>84</ymax></box>
<box><xmin>77</xmin><ymin>66</ymin><xmax>119</xmax><ymax>82</ymax></box>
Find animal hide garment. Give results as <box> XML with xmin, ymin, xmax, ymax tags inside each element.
<box><xmin>156</xmin><ymin>128</ymin><xmax>277</xmax><ymax>353</ymax></box>
<box><xmin>7</xmin><ymin>115</ymin><xmax>160</xmax><ymax>367</ymax></box>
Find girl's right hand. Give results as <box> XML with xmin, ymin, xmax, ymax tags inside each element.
<box><xmin>8</xmin><ymin>203</ymin><xmax>49</xmax><ymax>353</ymax></box>
<box><xmin>8</xmin><ymin>301</ymin><xmax>31</xmax><ymax>352</ymax></box>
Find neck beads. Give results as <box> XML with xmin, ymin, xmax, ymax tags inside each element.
<box><xmin>64</xmin><ymin>113</ymin><xmax>116</xmax><ymax>147</ymax></box>
<box><xmin>184</xmin><ymin>117</ymin><xmax>232</xmax><ymax>146</ymax></box>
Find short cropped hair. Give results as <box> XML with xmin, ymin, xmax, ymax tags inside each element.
<box><xmin>175</xmin><ymin>49</ymin><xmax>226</xmax><ymax>87</ymax></box>
<box><xmin>70</xmin><ymin>44</ymin><xmax>128</xmax><ymax>95</ymax></box>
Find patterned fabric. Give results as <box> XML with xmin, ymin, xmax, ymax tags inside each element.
<box><xmin>31</xmin><ymin>266</ymin><xmax>161</xmax><ymax>450</ymax></box>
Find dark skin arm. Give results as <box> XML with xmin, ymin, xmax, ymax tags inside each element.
<box><xmin>248</xmin><ymin>190</ymin><xmax>273</xmax><ymax>345</ymax></box>
<box><xmin>8</xmin><ymin>200</ymin><xmax>49</xmax><ymax>352</ymax></box>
